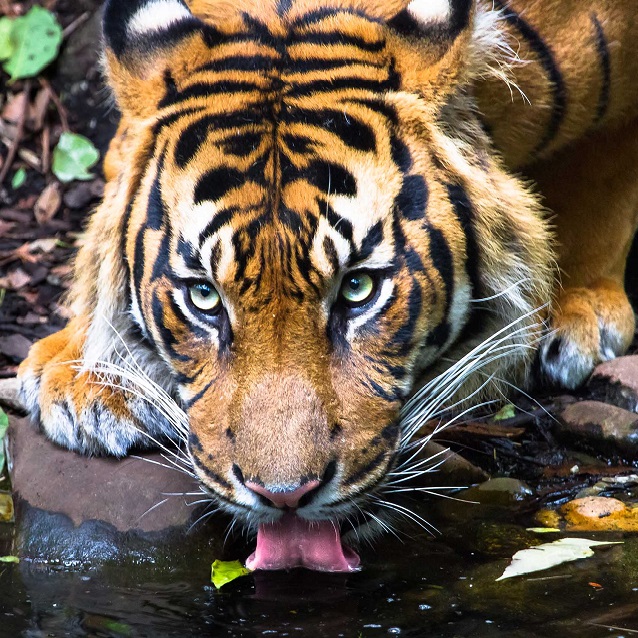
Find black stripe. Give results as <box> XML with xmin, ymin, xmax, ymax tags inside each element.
<box><xmin>446</xmin><ymin>182</ymin><xmax>480</xmax><ymax>298</ymax></box>
<box><xmin>396</xmin><ymin>174</ymin><xmax>428</xmax><ymax>221</ymax></box>
<box><xmin>197</xmin><ymin>54</ymin><xmax>277</xmax><ymax>73</ymax></box>
<box><xmin>591</xmin><ymin>13</ymin><xmax>611</xmax><ymax>125</ymax></box>
<box><xmin>146</xmin><ymin>154</ymin><xmax>166</xmax><ymax>231</ymax></box>
<box><xmin>286</xmin><ymin>69</ymin><xmax>400</xmax><ymax>98</ymax></box>
<box><xmin>198</xmin><ymin>208</ymin><xmax>236</xmax><ymax>247</ymax></box>
<box><xmin>494</xmin><ymin>1</ymin><xmax>566</xmax><ymax>156</ymax></box>
<box><xmin>151</xmin><ymin>291</ymin><xmax>191</xmax><ymax>362</ymax></box>
<box><xmin>193</xmin><ymin>167</ymin><xmax>246</xmax><ymax>204</ymax></box>
<box><xmin>285</xmin><ymin>107</ymin><xmax>377</xmax><ymax>153</ymax></box>
<box><xmin>291</xmin><ymin>30</ymin><xmax>385</xmax><ymax>53</ymax></box>
<box><xmin>424</xmin><ymin>224</ymin><xmax>454</xmax><ymax>348</ymax></box>
<box><xmin>343</xmin><ymin>450</ymin><xmax>387</xmax><ymax>487</ymax></box>
<box><xmin>158</xmin><ymin>80</ymin><xmax>261</xmax><ymax>109</ymax></box>
<box><xmin>191</xmin><ymin>453</ymin><xmax>232</xmax><ymax>489</ymax></box>
<box><xmin>290</xmin><ymin>8</ymin><xmax>382</xmax><ymax>29</ymax></box>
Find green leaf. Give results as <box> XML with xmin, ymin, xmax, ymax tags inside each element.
<box><xmin>496</xmin><ymin>538</ymin><xmax>622</xmax><ymax>581</ymax></box>
<box><xmin>493</xmin><ymin>403</ymin><xmax>516</xmax><ymax>421</ymax></box>
<box><xmin>211</xmin><ymin>559</ymin><xmax>251</xmax><ymax>589</ymax></box>
<box><xmin>0</xmin><ymin>17</ymin><xmax>15</xmax><ymax>61</ymax></box>
<box><xmin>52</xmin><ymin>132</ymin><xmax>100</xmax><ymax>183</ymax></box>
<box><xmin>526</xmin><ymin>527</ymin><xmax>562</xmax><ymax>534</ymax></box>
<box><xmin>11</xmin><ymin>167</ymin><xmax>26</xmax><ymax>189</ymax></box>
<box><xmin>3</xmin><ymin>6</ymin><xmax>62</xmax><ymax>81</ymax></box>
<box><xmin>0</xmin><ymin>556</ymin><xmax>19</xmax><ymax>563</ymax></box>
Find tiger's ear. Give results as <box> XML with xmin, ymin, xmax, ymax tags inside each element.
<box><xmin>384</xmin><ymin>0</ymin><xmax>476</xmax><ymax>100</ymax></box>
<box><xmin>102</xmin><ymin>0</ymin><xmax>216</xmax><ymax>117</ymax></box>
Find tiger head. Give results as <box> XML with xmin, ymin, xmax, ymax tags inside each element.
<box><xmin>94</xmin><ymin>0</ymin><xmax>553</xmax><ymax>569</ymax></box>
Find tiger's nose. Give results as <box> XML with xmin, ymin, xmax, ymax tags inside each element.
<box><xmin>245</xmin><ymin>480</ymin><xmax>322</xmax><ymax>509</ymax></box>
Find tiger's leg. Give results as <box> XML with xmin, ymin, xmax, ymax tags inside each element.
<box><xmin>18</xmin><ymin>314</ymin><xmax>177</xmax><ymax>457</ymax></box>
<box><xmin>529</xmin><ymin>118</ymin><xmax>638</xmax><ymax>389</ymax></box>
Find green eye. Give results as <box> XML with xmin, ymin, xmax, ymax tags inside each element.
<box><xmin>188</xmin><ymin>282</ymin><xmax>221</xmax><ymax>313</ymax></box>
<box><xmin>340</xmin><ymin>272</ymin><xmax>377</xmax><ymax>307</ymax></box>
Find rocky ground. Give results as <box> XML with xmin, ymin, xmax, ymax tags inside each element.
<box><xmin>0</xmin><ymin>0</ymin><xmax>638</xmax><ymax>550</ymax></box>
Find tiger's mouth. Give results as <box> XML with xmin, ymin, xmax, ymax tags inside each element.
<box><xmin>246</xmin><ymin>512</ymin><xmax>360</xmax><ymax>572</ymax></box>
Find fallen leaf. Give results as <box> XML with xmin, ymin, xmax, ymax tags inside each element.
<box><xmin>526</xmin><ymin>528</ymin><xmax>562</xmax><ymax>534</ymax></box>
<box><xmin>0</xmin><ymin>556</ymin><xmax>19</xmax><ymax>563</ymax></box>
<box><xmin>493</xmin><ymin>403</ymin><xmax>516</xmax><ymax>421</ymax></box>
<box><xmin>496</xmin><ymin>538</ymin><xmax>622</xmax><ymax>581</ymax></box>
<box><xmin>34</xmin><ymin>181</ymin><xmax>62</xmax><ymax>224</ymax></box>
<box><xmin>6</xmin><ymin>267</ymin><xmax>30</xmax><ymax>289</ymax></box>
<box><xmin>28</xmin><ymin>237</ymin><xmax>58</xmax><ymax>253</ymax></box>
<box><xmin>211</xmin><ymin>559</ymin><xmax>252</xmax><ymax>589</ymax></box>
<box><xmin>2</xmin><ymin>6</ymin><xmax>62</xmax><ymax>81</ymax></box>
<box><xmin>11</xmin><ymin>166</ymin><xmax>25</xmax><ymax>189</ymax></box>
<box><xmin>52</xmin><ymin>132</ymin><xmax>100</xmax><ymax>183</ymax></box>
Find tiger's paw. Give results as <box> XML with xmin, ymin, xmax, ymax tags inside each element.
<box><xmin>18</xmin><ymin>320</ymin><xmax>170</xmax><ymax>457</ymax></box>
<box><xmin>539</xmin><ymin>279</ymin><xmax>636</xmax><ymax>390</ymax></box>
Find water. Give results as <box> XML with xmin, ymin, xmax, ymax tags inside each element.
<box><xmin>2</xmin><ymin>497</ymin><xmax>637</xmax><ymax>638</ymax></box>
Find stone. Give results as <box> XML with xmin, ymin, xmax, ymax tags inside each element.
<box><xmin>588</xmin><ymin>355</ymin><xmax>638</xmax><ymax>412</ymax></box>
<box><xmin>561</xmin><ymin>496</ymin><xmax>638</xmax><ymax>532</ymax></box>
<box><xmin>6</xmin><ymin>416</ymin><xmax>223</xmax><ymax>564</ymax></box>
<box><xmin>557</xmin><ymin>400</ymin><xmax>638</xmax><ymax>455</ymax></box>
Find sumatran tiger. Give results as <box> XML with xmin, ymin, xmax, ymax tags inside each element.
<box><xmin>17</xmin><ymin>0</ymin><xmax>638</xmax><ymax>571</ymax></box>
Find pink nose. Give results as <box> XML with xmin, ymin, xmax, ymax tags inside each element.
<box><xmin>245</xmin><ymin>480</ymin><xmax>321</xmax><ymax>509</ymax></box>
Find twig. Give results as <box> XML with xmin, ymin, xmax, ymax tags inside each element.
<box><xmin>38</xmin><ymin>78</ymin><xmax>69</xmax><ymax>132</ymax></box>
<box><xmin>0</xmin><ymin>79</ymin><xmax>31</xmax><ymax>185</ymax></box>
<box><xmin>41</xmin><ymin>125</ymin><xmax>51</xmax><ymax>174</ymax></box>
<box><xmin>62</xmin><ymin>12</ymin><xmax>90</xmax><ymax>40</ymax></box>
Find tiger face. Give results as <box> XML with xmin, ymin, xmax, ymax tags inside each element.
<box><xmin>58</xmin><ymin>0</ymin><xmax>553</xmax><ymax>570</ymax></box>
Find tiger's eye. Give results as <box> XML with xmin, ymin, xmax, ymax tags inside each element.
<box><xmin>188</xmin><ymin>282</ymin><xmax>221</xmax><ymax>313</ymax></box>
<box><xmin>340</xmin><ymin>272</ymin><xmax>376</xmax><ymax>306</ymax></box>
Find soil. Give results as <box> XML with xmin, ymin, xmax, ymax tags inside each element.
<box><xmin>0</xmin><ymin>0</ymin><xmax>637</xmax><ymax>503</ymax></box>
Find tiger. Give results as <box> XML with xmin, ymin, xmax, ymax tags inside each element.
<box><xmin>17</xmin><ymin>0</ymin><xmax>638</xmax><ymax>572</ymax></box>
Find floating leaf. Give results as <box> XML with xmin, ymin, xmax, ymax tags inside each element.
<box><xmin>526</xmin><ymin>528</ymin><xmax>562</xmax><ymax>534</ymax></box>
<box><xmin>11</xmin><ymin>167</ymin><xmax>26</xmax><ymax>189</ymax></box>
<box><xmin>3</xmin><ymin>7</ymin><xmax>62</xmax><ymax>81</ymax></box>
<box><xmin>52</xmin><ymin>132</ymin><xmax>100</xmax><ymax>183</ymax></box>
<box><xmin>0</xmin><ymin>17</ymin><xmax>14</xmax><ymax>61</ymax></box>
<box><xmin>211</xmin><ymin>559</ymin><xmax>251</xmax><ymax>589</ymax></box>
<box><xmin>496</xmin><ymin>538</ymin><xmax>622</xmax><ymax>581</ymax></box>
<box><xmin>0</xmin><ymin>556</ymin><xmax>19</xmax><ymax>563</ymax></box>
<box><xmin>493</xmin><ymin>403</ymin><xmax>516</xmax><ymax>421</ymax></box>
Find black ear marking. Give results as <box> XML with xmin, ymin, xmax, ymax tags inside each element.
<box><xmin>388</xmin><ymin>0</ymin><xmax>473</xmax><ymax>41</ymax></box>
<box><xmin>103</xmin><ymin>0</ymin><xmax>200</xmax><ymax>57</ymax></box>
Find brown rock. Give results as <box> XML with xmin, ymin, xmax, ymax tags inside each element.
<box><xmin>561</xmin><ymin>496</ymin><xmax>638</xmax><ymax>532</ymax></box>
<box><xmin>558</xmin><ymin>400</ymin><xmax>638</xmax><ymax>455</ymax></box>
<box><xmin>8</xmin><ymin>416</ymin><xmax>201</xmax><ymax>533</ymax></box>
<box><xmin>589</xmin><ymin>355</ymin><xmax>638</xmax><ymax>412</ymax></box>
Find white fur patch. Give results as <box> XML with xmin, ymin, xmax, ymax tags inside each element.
<box><xmin>128</xmin><ymin>0</ymin><xmax>192</xmax><ymax>37</ymax></box>
<box><xmin>407</xmin><ymin>0</ymin><xmax>451</xmax><ymax>25</ymax></box>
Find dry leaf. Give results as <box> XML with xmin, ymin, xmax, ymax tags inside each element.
<box><xmin>28</xmin><ymin>237</ymin><xmax>58</xmax><ymax>253</ymax></box>
<box><xmin>34</xmin><ymin>181</ymin><xmax>61</xmax><ymax>224</ymax></box>
<box><xmin>6</xmin><ymin>267</ymin><xmax>30</xmax><ymax>289</ymax></box>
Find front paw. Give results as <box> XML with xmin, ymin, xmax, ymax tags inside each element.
<box><xmin>18</xmin><ymin>322</ymin><xmax>176</xmax><ymax>456</ymax></box>
<box><xmin>539</xmin><ymin>279</ymin><xmax>635</xmax><ymax>390</ymax></box>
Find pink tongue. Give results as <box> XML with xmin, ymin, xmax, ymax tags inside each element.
<box><xmin>245</xmin><ymin>513</ymin><xmax>360</xmax><ymax>572</ymax></box>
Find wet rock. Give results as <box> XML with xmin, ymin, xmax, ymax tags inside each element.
<box><xmin>467</xmin><ymin>478</ymin><xmax>533</xmax><ymax>507</ymax></box>
<box><xmin>588</xmin><ymin>355</ymin><xmax>638</xmax><ymax>412</ymax></box>
<box><xmin>0</xmin><ymin>377</ymin><xmax>23</xmax><ymax>413</ymax></box>
<box><xmin>557</xmin><ymin>400</ymin><xmax>638</xmax><ymax>455</ymax></box>
<box><xmin>7</xmin><ymin>416</ymin><xmax>224</xmax><ymax>564</ymax></box>
<box><xmin>562</xmin><ymin>496</ymin><xmax>638</xmax><ymax>531</ymax></box>
<box><xmin>537</xmin><ymin>496</ymin><xmax>638</xmax><ymax>532</ymax></box>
